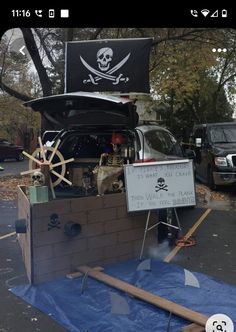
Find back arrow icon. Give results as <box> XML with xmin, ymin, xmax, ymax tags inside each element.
<box><xmin>19</xmin><ymin>46</ymin><xmax>25</xmax><ymax>55</ymax></box>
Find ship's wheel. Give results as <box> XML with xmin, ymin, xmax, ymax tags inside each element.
<box><xmin>20</xmin><ymin>137</ymin><xmax>74</xmax><ymax>198</ymax></box>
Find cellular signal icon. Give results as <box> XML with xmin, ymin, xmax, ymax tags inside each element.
<box><xmin>201</xmin><ymin>9</ymin><xmax>210</xmax><ymax>17</ymax></box>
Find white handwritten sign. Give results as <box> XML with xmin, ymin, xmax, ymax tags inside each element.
<box><xmin>124</xmin><ymin>159</ymin><xmax>196</xmax><ymax>212</ymax></box>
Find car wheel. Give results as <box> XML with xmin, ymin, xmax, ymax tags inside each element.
<box><xmin>16</xmin><ymin>152</ymin><xmax>24</xmax><ymax>162</ymax></box>
<box><xmin>207</xmin><ymin>166</ymin><xmax>216</xmax><ymax>190</ymax></box>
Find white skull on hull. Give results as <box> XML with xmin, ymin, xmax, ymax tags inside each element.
<box><xmin>97</xmin><ymin>47</ymin><xmax>113</xmax><ymax>71</ymax></box>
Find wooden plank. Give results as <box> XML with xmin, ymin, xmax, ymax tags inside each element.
<box><xmin>182</xmin><ymin>323</ymin><xmax>205</xmax><ymax>332</ymax></box>
<box><xmin>0</xmin><ymin>232</ymin><xmax>16</xmax><ymax>240</ymax></box>
<box><xmin>66</xmin><ymin>266</ymin><xmax>104</xmax><ymax>279</ymax></box>
<box><xmin>78</xmin><ymin>265</ymin><xmax>208</xmax><ymax>327</ymax></box>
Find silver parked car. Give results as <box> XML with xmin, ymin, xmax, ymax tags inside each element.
<box><xmin>136</xmin><ymin>124</ymin><xmax>185</xmax><ymax>162</ymax></box>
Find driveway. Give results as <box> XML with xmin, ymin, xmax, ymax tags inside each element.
<box><xmin>0</xmin><ymin>160</ymin><xmax>28</xmax><ymax>177</ymax></box>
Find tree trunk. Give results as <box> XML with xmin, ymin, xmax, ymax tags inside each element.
<box><xmin>21</xmin><ymin>28</ymin><xmax>52</xmax><ymax>96</ymax></box>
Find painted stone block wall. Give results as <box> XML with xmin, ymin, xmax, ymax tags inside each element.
<box><xmin>17</xmin><ymin>186</ymin><xmax>32</xmax><ymax>282</ymax></box>
<box><xmin>17</xmin><ymin>186</ymin><xmax>158</xmax><ymax>284</ymax></box>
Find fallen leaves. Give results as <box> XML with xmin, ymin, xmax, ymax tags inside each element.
<box><xmin>0</xmin><ymin>175</ymin><xmax>31</xmax><ymax>200</ymax></box>
<box><xmin>196</xmin><ymin>183</ymin><xmax>232</xmax><ymax>202</ymax></box>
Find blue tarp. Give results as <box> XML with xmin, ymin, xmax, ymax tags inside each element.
<box><xmin>9</xmin><ymin>259</ymin><xmax>236</xmax><ymax>331</ymax></box>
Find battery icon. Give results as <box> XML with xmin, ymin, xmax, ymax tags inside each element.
<box><xmin>222</xmin><ymin>9</ymin><xmax>227</xmax><ymax>17</ymax></box>
<box><xmin>49</xmin><ymin>9</ymin><xmax>55</xmax><ymax>18</ymax></box>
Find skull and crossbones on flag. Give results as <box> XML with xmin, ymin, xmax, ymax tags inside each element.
<box><xmin>80</xmin><ymin>47</ymin><xmax>130</xmax><ymax>86</ymax></box>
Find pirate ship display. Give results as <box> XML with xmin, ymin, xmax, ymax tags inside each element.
<box><xmin>16</xmin><ymin>120</ymin><xmax>160</xmax><ymax>284</ymax></box>
<box><xmin>16</xmin><ymin>181</ymin><xmax>158</xmax><ymax>283</ymax></box>
<box><xmin>15</xmin><ymin>38</ymin><xmax>160</xmax><ymax>284</ymax></box>
<box><xmin>14</xmin><ymin>37</ymin><xmax>201</xmax><ymax>332</ymax></box>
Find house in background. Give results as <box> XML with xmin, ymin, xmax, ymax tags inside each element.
<box><xmin>135</xmin><ymin>97</ymin><xmax>169</xmax><ymax>123</ymax></box>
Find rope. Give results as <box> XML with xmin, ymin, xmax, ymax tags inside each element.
<box><xmin>175</xmin><ymin>236</ymin><xmax>196</xmax><ymax>247</ymax></box>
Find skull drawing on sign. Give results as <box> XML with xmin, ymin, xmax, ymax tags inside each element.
<box><xmin>97</xmin><ymin>47</ymin><xmax>113</xmax><ymax>71</ymax></box>
<box><xmin>155</xmin><ymin>177</ymin><xmax>168</xmax><ymax>192</ymax></box>
<box><xmin>31</xmin><ymin>171</ymin><xmax>45</xmax><ymax>186</ymax></box>
<box><xmin>157</xmin><ymin>178</ymin><xmax>165</xmax><ymax>188</ymax></box>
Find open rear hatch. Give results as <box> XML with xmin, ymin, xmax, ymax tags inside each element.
<box><xmin>24</xmin><ymin>92</ymin><xmax>139</xmax><ymax>129</ymax></box>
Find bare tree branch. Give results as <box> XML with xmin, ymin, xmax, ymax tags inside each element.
<box><xmin>0</xmin><ymin>32</ymin><xmax>32</xmax><ymax>101</ymax></box>
<box><xmin>136</xmin><ymin>28</ymin><xmax>147</xmax><ymax>37</ymax></box>
<box><xmin>21</xmin><ymin>28</ymin><xmax>52</xmax><ymax>96</ymax></box>
<box><xmin>0</xmin><ymin>31</ymin><xmax>13</xmax><ymax>78</ymax></box>
<box><xmin>65</xmin><ymin>28</ymin><xmax>74</xmax><ymax>42</ymax></box>
<box><xmin>221</xmin><ymin>72</ymin><xmax>236</xmax><ymax>88</ymax></box>
<box><xmin>151</xmin><ymin>28</ymin><xmax>218</xmax><ymax>47</ymax></box>
<box><xmin>89</xmin><ymin>28</ymin><xmax>103</xmax><ymax>40</ymax></box>
<box><xmin>34</xmin><ymin>28</ymin><xmax>57</xmax><ymax>68</ymax></box>
<box><xmin>0</xmin><ymin>80</ymin><xmax>31</xmax><ymax>101</ymax></box>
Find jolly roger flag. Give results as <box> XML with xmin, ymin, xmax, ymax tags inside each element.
<box><xmin>65</xmin><ymin>38</ymin><xmax>152</xmax><ymax>94</ymax></box>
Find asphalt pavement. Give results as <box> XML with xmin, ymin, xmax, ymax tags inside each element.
<box><xmin>0</xmin><ymin>160</ymin><xmax>28</xmax><ymax>178</ymax></box>
<box><xmin>172</xmin><ymin>207</ymin><xmax>236</xmax><ymax>286</ymax></box>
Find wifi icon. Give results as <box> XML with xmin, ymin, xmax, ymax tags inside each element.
<box><xmin>201</xmin><ymin>9</ymin><xmax>210</xmax><ymax>17</ymax></box>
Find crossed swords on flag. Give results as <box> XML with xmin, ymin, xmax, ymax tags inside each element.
<box><xmin>80</xmin><ymin>53</ymin><xmax>130</xmax><ymax>85</ymax></box>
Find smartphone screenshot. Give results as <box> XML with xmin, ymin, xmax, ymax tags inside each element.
<box><xmin>0</xmin><ymin>4</ymin><xmax>235</xmax><ymax>332</ymax></box>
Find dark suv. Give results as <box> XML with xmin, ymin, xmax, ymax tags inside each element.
<box><xmin>190</xmin><ymin>122</ymin><xmax>236</xmax><ymax>189</ymax></box>
<box><xmin>25</xmin><ymin>92</ymin><xmax>186</xmax><ymax>193</ymax></box>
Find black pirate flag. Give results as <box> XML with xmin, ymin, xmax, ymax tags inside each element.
<box><xmin>65</xmin><ymin>38</ymin><xmax>152</xmax><ymax>93</ymax></box>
